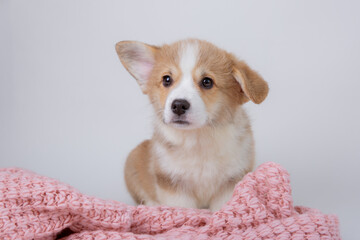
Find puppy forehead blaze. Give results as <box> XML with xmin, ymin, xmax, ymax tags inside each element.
<box><xmin>148</xmin><ymin>40</ymin><xmax>235</xmax><ymax>108</ymax></box>
<box><xmin>148</xmin><ymin>41</ymin><xmax>197</xmax><ymax>107</ymax></box>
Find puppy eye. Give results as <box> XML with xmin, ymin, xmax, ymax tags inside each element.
<box><xmin>162</xmin><ymin>75</ymin><xmax>173</xmax><ymax>87</ymax></box>
<box><xmin>201</xmin><ymin>77</ymin><xmax>213</xmax><ymax>89</ymax></box>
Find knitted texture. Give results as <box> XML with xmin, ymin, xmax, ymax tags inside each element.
<box><xmin>0</xmin><ymin>162</ymin><xmax>340</xmax><ymax>239</ymax></box>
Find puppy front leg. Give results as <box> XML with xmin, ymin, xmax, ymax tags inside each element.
<box><xmin>156</xmin><ymin>186</ymin><xmax>197</xmax><ymax>209</ymax></box>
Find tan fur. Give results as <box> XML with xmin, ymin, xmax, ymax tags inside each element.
<box><xmin>116</xmin><ymin>39</ymin><xmax>268</xmax><ymax>211</ymax></box>
<box><xmin>124</xmin><ymin>140</ymin><xmax>157</xmax><ymax>205</ymax></box>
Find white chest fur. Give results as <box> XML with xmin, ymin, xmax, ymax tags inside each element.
<box><xmin>152</xmin><ymin>108</ymin><xmax>254</xmax><ymax>207</ymax></box>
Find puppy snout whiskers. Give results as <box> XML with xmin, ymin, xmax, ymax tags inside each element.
<box><xmin>171</xmin><ymin>99</ymin><xmax>190</xmax><ymax>116</ymax></box>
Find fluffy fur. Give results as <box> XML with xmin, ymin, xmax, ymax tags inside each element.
<box><xmin>115</xmin><ymin>39</ymin><xmax>268</xmax><ymax>211</ymax></box>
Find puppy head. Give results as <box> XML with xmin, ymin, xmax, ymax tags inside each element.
<box><xmin>116</xmin><ymin>39</ymin><xmax>268</xmax><ymax>129</ymax></box>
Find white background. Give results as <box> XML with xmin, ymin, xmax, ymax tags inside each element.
<box><xmin>1</xmin><ymin>0</ymin><xmax>359</xmax><ymax>238</ymax></box>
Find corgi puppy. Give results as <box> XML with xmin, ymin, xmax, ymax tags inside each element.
<box><xmin>115</xmin><ymin>39</ymin><xmax>268</xmax><ymax>211</ymax></box>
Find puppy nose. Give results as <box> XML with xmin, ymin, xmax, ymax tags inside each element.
<box><xmin>171</xmin><ymin>99</ymin><xmax>190</xmax><ymax>116</ymax></box>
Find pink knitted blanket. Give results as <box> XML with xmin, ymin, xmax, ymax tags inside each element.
<box><xmin>0</xmin><ymin>162</ymin><xmax>340</xmax><ymax>239</ymax></box>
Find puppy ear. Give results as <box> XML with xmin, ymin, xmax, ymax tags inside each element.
<box><xmin>115</xmin><ymin>41</ymin><xmax>158</xmax><ymax>94</ymax></box>
<box><xmin>232</xmin><ymin>60</ymin><xmax>269</xmax><ymax>104</ymax></box>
